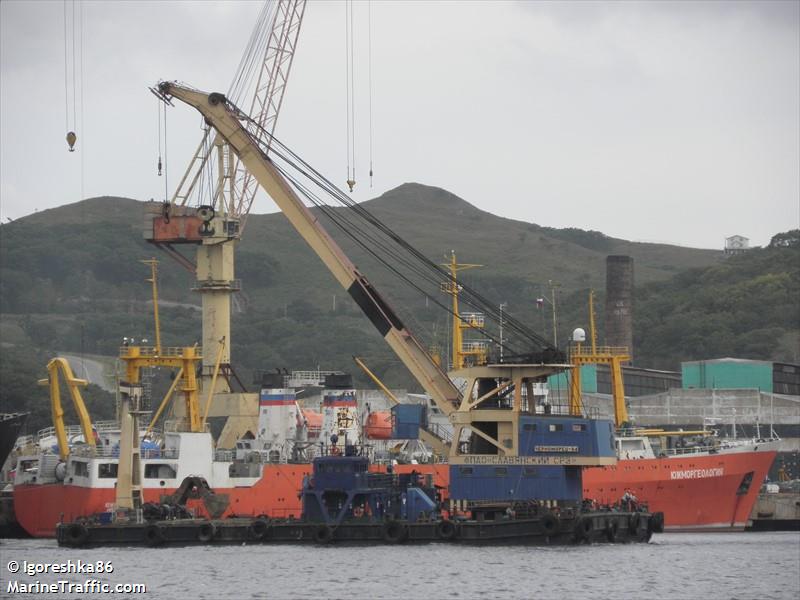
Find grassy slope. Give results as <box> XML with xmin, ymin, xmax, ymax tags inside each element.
<box><xmin>8</xmin><ymin>183</ymin><xmax>791</xmax><ymax>432</ymax></box>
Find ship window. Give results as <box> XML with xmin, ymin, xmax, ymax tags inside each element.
<box><xmin>548</xmin><ymin>424</ymin><xmax>563</xmax><ymax>432</ymax></box>
<box><xmin>144</xmin><ymin>464</ymin><xmax>177</xmax><ymax>479</ymax></box>
<box><xmin>494</xmin><ymin>467</ymin><xmax>508</xmax><ymax>476</ymax></box>
<box><xmin>523</xmin><ymin>424</ymin><xmax>536</xmax><ymax>432</ymax></box>
<box><xmin>98</xmin><ymin>463</ymin><xmax>118</xmax><ymax>478</ymax></box>
<box><xmin>71</xmin><ymin>461</ymin><xmax>88</xmax><ymax>477</ymax></box>
<box><xmin>459</xmin><ymin>467</ymin><xmax>473</xmax><ymax>476</ymax></box>
<box><xmin>572</xmin><ymin>424</ymin><xmax>587</xmax><ymax>432</ymax></box>
<box><xmin>523</xmin><ymin>467</ymin><xmax>537</xmax><ymax>477</ymax></box>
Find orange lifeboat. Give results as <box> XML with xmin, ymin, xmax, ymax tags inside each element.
<box><xmin>301</xmin><ymin>409</ymin><xmax>322</xmax><ymax>440</ymax></box>
<box><xmin>365</xmin><ymin>411</ymin><xmax>392</xmax><ymax>440</ymax></box>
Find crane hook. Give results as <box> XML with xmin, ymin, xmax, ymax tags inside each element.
<box><xmin>157</xmin><ymin>156</ymin><xmax>163</xmax><ymax>176</ymax></box>
<box><xmin>346</xmin><ymin>179</ymin><xmax>356</xmax><ymax>192</ymax></box>
<box><xmin>66</xmin><ymin>131</ymin><xmax>77</xmax><ymax>152</ymax></box>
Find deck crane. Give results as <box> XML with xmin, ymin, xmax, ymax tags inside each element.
<box><xmin>155</xmin><ymin>82</ymin><xmax>463</xmax><ymax>419</ymax></box>
<box><xmin>145</xmin><ymin>0</ymin><xmax>306</xmax><ymax>395</ymax></box>
<box><xmin>152</xmin><ymin>83</ymin><xmax>612</xmax><ymax>476</ymax></box>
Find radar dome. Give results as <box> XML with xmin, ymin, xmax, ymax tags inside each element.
<box><xmin>572</xmin><ymin>328</ymin><xmax>586</xmax><ymax>342</ymax></box>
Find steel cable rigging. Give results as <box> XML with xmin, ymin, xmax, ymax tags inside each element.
<box><xmin>345</xmin><ymin>0</ymin><xmax>356</xmax><ymax>192</ymax></box>
<box><xmin>63</xmin><ymin>0</ymin><xmax>82</xmax><ymax>152</ymax></box>
<box><xmin>220</xmin><ymin>98</ymin><xmax>560</xmax><ymax>359</ymax></box>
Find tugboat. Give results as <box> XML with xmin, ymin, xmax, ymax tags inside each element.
<box><xmin>57</xmin><ymin>447</ymin><xmax>660</xmax><ymax>547</ymax></box>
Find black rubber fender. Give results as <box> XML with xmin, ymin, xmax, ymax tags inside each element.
<box><xmin>144</xmin><ymin>524</ymin><xmax>166</xmax><ymax>547</ymax></box>
<box><xmin>65</xmin><ymin>523</ymin><xmax>89</xmax><ymax>547</ymax></box>
<box><xmin>573</xmin><ymin>516</ymin><xmax>593</xmax><ymax>541</ymax></box>
<box><xmin>382</xmin><ymin>520</ymin><xmax>409</xmax><ymax>544</ymax></box>
<box><xmin>579</xmin><ymin>516</ymin><xmax>594</xmax><ymax>536</ymax></box>
<box><xmin>435</xmin><ymin>519</ymin><xmax>459</xmax><ymax>541</ymax></box>
<box><xmin>628</xmin><ymin>512</ymin><xmax>641</xmax><ymax>534</ymax></box>
<box><xmin>197</xmin><ymin>521</ymin><xmax>217</xmax><ymax>543</ymax></box>
<box><xmin>248</xmin><ymin>518</ymin><xmax>270</xmax><ymax>541</ymax></box>
<box><xmin>539</xmin><ymin>512</ymin><xmax>559</xmax><ymax>536</ymax></box>
<box><xmin>313</xmin><ymin>524</ymin><xmax>334</xmax><ymax>545</ymax></box>
<box><xmin>605</xmin><ymin>519</ymin><xmax>618</xmax><ymax>543</ymax></box>
<box><xmin>649</xmin><ymin>511</ymin><xmax>665</xmax><ymax>534</ymax></box>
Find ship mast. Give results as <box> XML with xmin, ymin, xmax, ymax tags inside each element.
<box><xmin>440</xmin><ymin>251</ymin><xmax>486</xmax><ymax>370</ymax></box>
<box><xmin>569</xmin><ymin>290</ymin><xmax>631</xmax><ymax>426</ymax></box>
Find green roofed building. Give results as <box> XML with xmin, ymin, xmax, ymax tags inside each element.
<box><xmin>681</xmin><ymin>358</ymin><xmax>800</xmax><ymax>395</ymax></box>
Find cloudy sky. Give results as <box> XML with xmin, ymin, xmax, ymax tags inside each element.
<box><xmin>1</xmin><ymin>0</ymin><xmax>798</xmax><ymax>249</ymax></box>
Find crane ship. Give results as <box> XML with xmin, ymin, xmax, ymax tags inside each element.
<box><xmin>9</xmin><ymin>1</ymin><xmax>776</xmax><ymax>539</ymax></box>
<box><xmin>11</xmin><ymin>80</ymin><xmax>777</xmax><ymax>537</ymax></box>
<box><xmin>11</xmin><ymin>78</ymin><xmax>618</xmax><ymax>540</ymax></box>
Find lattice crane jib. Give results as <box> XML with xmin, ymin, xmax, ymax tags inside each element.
<box><xmin>145</xmin><ymin>1</ymin><xmax>306</xmax><ymax>394</ymax></box>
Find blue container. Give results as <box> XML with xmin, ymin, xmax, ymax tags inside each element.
<box><xmin>390</xmin><ymin>404</ymin><xmax>427</xmax><ymax>439</ymax></box>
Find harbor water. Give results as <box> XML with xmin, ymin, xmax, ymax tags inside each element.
<box><xmin>2</xmin><ymin>532</ymin><xmax>798</xmax><ymax>599</ymax></box>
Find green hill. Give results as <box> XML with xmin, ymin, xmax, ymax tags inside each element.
<box><xmin>2</xmin><ymin>183</ymin><xmax>795</xmax><ymax>431</ymax></box>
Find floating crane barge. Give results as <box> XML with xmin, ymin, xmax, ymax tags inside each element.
<box><xmin>51</xmin><ymin>81</ymin><xmax>668</xmax><ymax>548</ymax></box>
<box><xmin>58</xmin><ymin>453</ymin><xmax>661</xmax><ymax>547</ymax></box>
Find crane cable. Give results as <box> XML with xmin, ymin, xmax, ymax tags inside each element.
<box><xmin>63</xmin><ymin>0</ymin><xmax>79</xmax><ymax>152</ymax></box>
<box><xmin>233</xmin><ymin>104</ymin><xmax>555</xmax><ymax>353</ymax></box>
<box><xmin>345</xmin><ymin>0</ymin><xmax>355</xmax><ymax>192</ymax></box>
<box><xmin>211</xmin><ymin>94</ymin><xmax>559</xmax><ymax>354</ymax></box>
<box><xmin>368</xmin><ymin>0</ymin><xmax>373</xmax><ymax>188</ymax></box>
<box><xmin>156</xmin><ymin>99</ymin><xmax>163</xmax><ymax>177</ymax></box>
<box><xmin>79</xmin><ymin>0</ymin><xmax>85</xmax><ymax>196</ymax></box>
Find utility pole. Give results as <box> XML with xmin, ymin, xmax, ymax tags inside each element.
<box><xmin>548</xmin><ymin>280</ymin><xmax>560</xmax><ymax>347</ymax></box>
<box><xmin>499</xmin><ymin>302</ymin><xmax>507</xmax><ymax>361</ymax></box>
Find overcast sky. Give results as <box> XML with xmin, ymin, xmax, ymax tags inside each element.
<box><xmin>1</xmin><ymin>0</ymin><xmax>798</xmax><ymax>249</ymax></box>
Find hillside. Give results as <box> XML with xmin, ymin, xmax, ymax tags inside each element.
<box><xmin>3</xmin><ymin>184</ymin><xmax>795</xmax><ymax>431</ymax></box>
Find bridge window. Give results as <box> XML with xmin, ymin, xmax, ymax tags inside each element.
<box><xmin>459</xmin><ymin>467</ymin><xmax>473</xmax><ymax>476</ymax></box>
<box><xmin>548</xmin><ymin>424</ymin><xmax>563</xmax><ymax>432</ymax></box>
<box><xmin>494</xmin><ymin>467</ymin><xmax>508</xmax><ymax>476</ymax></box>
<box><xmin>572</xmin><ymin>424</ymin><xmax>587</xmax><ymax>432</ymax></box>
<box><xmin>523</xmin><ymin>467</ymin><xmax>537</xmax><ymax>477</ymax></box>
<box><xmin>523</xmin><ymin>424</ymin><xmax>536</xmax><ymax>432</ymax></box>
<box><xmin>144</xmin><ymin>464</ymin><xmax>177</xmax><ymax>479</ymax></box>
<box><xmin>98</xmin><ymin>463</ymin><xmax>118</xmax><ymax>479</ymax></box>
<box><xmin>71</xmin><ymin>462</ymin><xmax>88</xmax><ymax>477</ymax></box>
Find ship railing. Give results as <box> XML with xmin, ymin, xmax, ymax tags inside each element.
<box><xmin>94</xmin><ymin>420</ymin><xmax>119</xmax><ymax>431</ymax></box>
<box><xmin>569</xmin><ymin>345</ymin><xmax>630</xmax><ymax>358</ymax></box>
<box><xmin>425</xmin><ymin>422</ymin><xmax>453</xmax><ymax>444</ymax></box>
<box><xmin>521</xmin><ymin>402</ymin><xmax>595</xmax><ymax>418</ymax></box>
<box><xmin>661</xmin><ymin>444</ymin><xmax>719</xmax><ymax>456</ymax></box>
<box><xmin>460</xmin><ymin>313</ymin><xmax>486</xmax><ymax>328</ymax></box>
<box><xmin>285</xmin><ymin>369</ymin><xmax>340</xmax><ymax>387</ymax></box>
<box><xmin>162</xmin><ymin>419</ymin><xmax>210</xmax><ymax>433</ymax></box>
<box><xmin>367</xmin><ymin>473</ymin><xmax>396</xmax><ymax>489</ymax></box>
<box><xmin>69</xmin><ymin>445</ymin><xmax>179</xmax><ymax>460</ymax></box>
<box><xmin>214</xmin><ymin>449</ymin><xmax>234</xmax><ymax>462</ymax></box>
<box><xmin>119</xmin><ymin>346</ymin><xmax>202</xmax><ymax>359</ymax></box>
<box><xmin>14</xmin><ymin>434</ymin><xmax>35</xmax><ymax>449</ymax></box>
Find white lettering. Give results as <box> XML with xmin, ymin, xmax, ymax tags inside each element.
<box><xmin>534</xmin><ymin>445</ymin><xmax>580</xmax><ymax>453</ymax></box>
<box><xmin>670</xmin><ymin>467</ymin><xmax>724</xmax><ymax>480</ymax></box>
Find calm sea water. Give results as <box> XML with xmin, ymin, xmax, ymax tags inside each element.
<box><xmin>2</xmin><ymin>533</ymin><xmax>799</xmax><ymax>600</ymax></box>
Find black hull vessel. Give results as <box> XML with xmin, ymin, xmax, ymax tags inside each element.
<box><xmin>57</xmin><ymin>454</ymin><xmax>662</xmax><ymax>548</ymax></box>
<box><xmin>58</xmin><ymin>510</ymin><xmax>660</xmax><ymax>548</ymax></box>
<box><xmin>0</xmin><ymin>413</ymin><xmax>27</xmax><ymax>468</ymax></box>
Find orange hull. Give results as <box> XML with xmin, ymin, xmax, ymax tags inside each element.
<box><xmin>15</xmin><ymin>451</ymin><xmax>774</xmax><ymax>537</ymax></box>
<box><xmin>14</xmin><ymin>464</ymin><xmax>450</xmax><ymax>538</ymax></box>
<box><xmin>582</xmin><ymin>450</ymin><xmax>777</xmax><ymax>530</ymax></box>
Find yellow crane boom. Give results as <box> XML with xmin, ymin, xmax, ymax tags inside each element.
<box><xmin>156</xmin><ymin>82</ymin><xmax>462</xmax><ymax>418</ymax></box>
<box><xmin>38</xmin><ymin>357</ymin><xmax>95</xmax><ymax>460</ymax></box>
